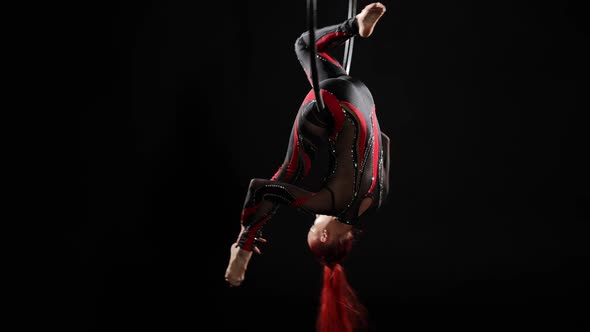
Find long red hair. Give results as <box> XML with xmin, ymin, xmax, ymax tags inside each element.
<box><xmin>310</xmin><ymin>237</ymin><xmax>368</xmax><ymax>332</ymax></box>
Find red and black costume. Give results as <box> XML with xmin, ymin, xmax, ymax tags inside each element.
<box><xmin>238</xmin><ymin>17</ymin><xmax>391</xmax><ymax>251</ymax></box>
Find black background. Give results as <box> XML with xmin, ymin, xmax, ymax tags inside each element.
<box><xmin>52</xmin><ymin>0</ymin><xmax>589</xmax><ymax>330</ymax></box>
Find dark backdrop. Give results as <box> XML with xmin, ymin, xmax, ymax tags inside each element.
<box><xmin>58</xmin><ymin>0</ymin><xmax>588</xmax><ymax>330</ymax></box>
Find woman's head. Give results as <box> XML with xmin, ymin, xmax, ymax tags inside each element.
<box><xmin>307</xmin><ymin>214</ymin><xmax>354</xmax><ymax>266</ymax></box>
<box><xmin>308</xmin><ymin>215</ymin><xmax>367</xmax><ymax>332</ymax></box>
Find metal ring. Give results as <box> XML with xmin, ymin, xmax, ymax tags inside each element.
<box><xmin>306</xmin><ymin>0</ymin><xmax>357</xmax><ymax>113</ymax></box>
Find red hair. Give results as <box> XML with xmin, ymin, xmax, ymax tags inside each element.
<box><xmin>310</xmin><ymin>237</ymin><xmax>368</xmax><ymax>332</ymax></box>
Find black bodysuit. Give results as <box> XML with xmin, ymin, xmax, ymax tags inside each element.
<box><xmin>238</xmin><ymin>17</ymin><xmax>390</xmax><ymax>251</ymax></box>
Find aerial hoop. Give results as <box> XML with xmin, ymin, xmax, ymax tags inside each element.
<box><xmin>342</xmin><ymin>0</ymin><xmax>357</xmax><ymax>75</ymax></box>
<box><xmin>306</xmin><ymin>0</ymin><xmax>325</xmax><ymax>112</ymax></box>
<box><xmin>306</xmin><ymin>0</ymin><xmax>357</xmax><ymax>113</ymax></box>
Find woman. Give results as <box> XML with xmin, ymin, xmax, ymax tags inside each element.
<box><xmin>225</xmin><ymin>3</ymin><xmax>389</xmax><ymax>332</ymax></box>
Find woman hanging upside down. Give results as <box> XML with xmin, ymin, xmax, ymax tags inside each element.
<box><xmin>225</xmin><ymin>3</ymin><xmax>389</xmax><ymax>332</ymax></box>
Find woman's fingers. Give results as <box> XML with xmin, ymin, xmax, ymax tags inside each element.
<box><xmin>253</xmin><ymin>237</ymin><xmax>266</xmax><ymax>254</ymax></box>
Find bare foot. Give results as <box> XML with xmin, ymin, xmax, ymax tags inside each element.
<box><xmin>356</xmin><ymin>2</ymin><xmax>386</xmax><ymax>38</ymax></box>
<box><xmin>225</xmin><ymin>243</ymin><xmax>253</xmax><ymax>287</ymax></box>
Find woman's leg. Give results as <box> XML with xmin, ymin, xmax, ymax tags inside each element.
<box><xmin>237</xmin><ymin>101</ymin><xmax>332</xmax><ymax>251</ymax></box>
<box><xmin>238</xmin><ymin>178</ymin><xmax>335</xmax><ymax>251</ymax></box>
<box><xmin>294</xmin><ymin>17</ymin><xmax>358</xmax><ymax>83</ymax></box>
<box><xmin>294</xmin><ymin>2</ymin><xmax>386</xmax><ymax>83</ymax></box>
